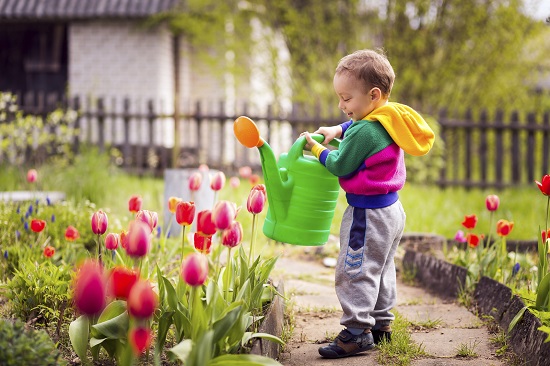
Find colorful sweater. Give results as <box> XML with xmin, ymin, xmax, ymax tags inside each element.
<box><xmin>311</xmin><ymin>102</ymin><xmax>435</xmax><ymax>209</ymax></box>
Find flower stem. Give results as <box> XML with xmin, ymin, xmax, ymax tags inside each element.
<box><xmin>97</xmin><ymin>234</ymin><xmax>102</xmax><ymax>266</ymax></box>
<box><xmin>181</xmin><ymin>225</ymin><xmax>186</xmax><ymax>260</ymax></box>
<box><xmin>225</xmin><ymin>247</ymin><xmax>232</xmax><ymax>303</ymax></box>
<box><xmin>249</xmin><ymin>214</ymin><xmax>258</xmax><ymax>267</ymax></box>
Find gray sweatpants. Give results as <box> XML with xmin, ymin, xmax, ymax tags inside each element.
<box><xmin>335</xmin><ymin>201</ymin><xmax>406</xmax><ymax>330</ymax></box>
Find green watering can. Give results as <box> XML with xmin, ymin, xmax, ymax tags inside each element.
<box><xmin>233</xmin><ymin>116</ymin><xmax>340</xmax><ymax>246</ymax></box>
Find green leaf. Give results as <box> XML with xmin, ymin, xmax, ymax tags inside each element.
<box><xmin>169</xmin><ymin>339</ymin><xmax>193</xmax><ymax>363</ymax></box>
<box><xmin>208</xmin><ymin>354</ymin><xmax>283</xmax><ymax>366</ymax></box>
<box><xmin>162</xmin><ymin>276</ymin><xmax>179</xmax><ymax>311</ymax></box>
<box><xmin>538</xmin><ymin>325</ymin><xmax>550</xmax><ymax>343</ymax></box>
<box><xmin>69</xmin><ymin>315</ymin><xmax>90</xmax><ymax>365</ymax></box>
<box><xmin>536</xmin><ymin>272</ymin><xmax>550</xmax><ymax>310</ymax></box>
<box><xmin>212</xmin><ymin>305</ymin><xmax>243</xmax><ymax>344</ymax></box>
<box><xmin>92</xmin><ymin>311</ymin><xmax>129</xmax><ymax>339</ymax></box>
<box><xmin>155</xmin><ymin>310</ymin><xmax>174</xmax><ymax>356</ymax></box>
<box><xmin>248</xmin><ymin>332</ymin><xmax>285</xmax><ymax>345</ymax></box>
<box><xmin>508</xmin><ymin>305</ymin><xmax>529</xmax><ymax>333</ymax></box>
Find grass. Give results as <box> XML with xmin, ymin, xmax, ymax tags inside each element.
<box><xmin>377</xmin><ymin>311</ymin><xmax>427</xmax><ymax>365</ymax></box>
<box><xmin>455</xmin><ymin>339</ymin><xmax>480</xmax><ymax>357</ymax></box>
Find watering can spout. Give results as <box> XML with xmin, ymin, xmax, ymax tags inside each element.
<box><xmin>233</xmin><ymin>116</ymin><xmax>289</xmax><ymax>222</ymax></box>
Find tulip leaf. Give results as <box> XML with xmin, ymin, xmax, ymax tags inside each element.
<box><xmin>155</xmin><ymin>310</ymin><xmax>174</xmax><ymax>355</ymax></box>
<box><xmin>90</xmin><ymin>337</ymin><xmax>117</xmax><ymax>358</ymax></box>
<box><xmin>98</xmin><ymin>300</ymin><xmax>127</xmax><ymax>322</ymax></box>
<box><xmin>537</xmin><ymin>272</ymin><xmax>550</xmax><ymax>310</ymax></box>
<box><xmin>208</xmin><ymin>354</ymin><xmax>283</xmax><ymax>366</ymax></box>
<box><xmin>69</xmin><ymin>315</ymin><xmax>90</xmax><ymax>365</ymax></box>
<box><xmin>212</xmin><ymin>305</ymin><xmax>243</xmax><ymax>344</ymax></box>
<box><xmin>248</xmin><ymin>332</ymin><xmax>285</xmax><ymax>345</ymax></box>
<box><xmin>538</xmin><ymin>325</ymin><xmax>550</xmax><ymax>343</ymax></box>
<box><xmin>161</xmin><ymin>276</ymin><xmax>178</xmax><ymax>311</ymax></box>
<box><xmin>169</xmin><ymin>339</ymin><xmax>193</xmax><ymax>363</ymax></box>
<box><xmin>508</xmin><ymin>305</ymin><xmax>529</xmax><ymax>333</ymax></box>
<box><xmin>92</xmin><ymin>311</ymin><xmax>129</xmax><ymax>339</ymax></box>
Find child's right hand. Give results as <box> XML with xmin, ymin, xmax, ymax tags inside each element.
<box><xmin>313</xmin><ymin>126</ymin><xmax>342</xmax><ymax>145</ymax></box>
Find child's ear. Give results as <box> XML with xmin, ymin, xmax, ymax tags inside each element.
<box><xmin>371</xmin><ymin>87</ymin><xmax>382</xmax><ymax>101</ymax></box>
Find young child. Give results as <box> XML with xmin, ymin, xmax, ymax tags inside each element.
<box><xmin>302</xmin><ymin>49</ymin><xmax>435</xmax><ymax>359</ymax></box>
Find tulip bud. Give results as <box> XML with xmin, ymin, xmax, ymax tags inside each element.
<box><xmin>105</xmin><ymin>232</ymin><xmax>120</xmax><ymax>250</ymax></box>
<box><xmin>198</xmin><ymin>164</ymin><xmax>209</xmax><ymax>172</ymax></box>
<box><xmin>194</xmin><ymin>233</ymin><xmax>212</xmax><ymax>254</ymax></box>
<box><xmin>536</xmin><ymin>174</ymin><xmax>550</xmax><ymax>196</ymax></box>
<box><xmin>26</xmin><ymin>169</ymin><xmax>38</xmax><ymax>183</ymax></box>
<box><xmin>65</xmin><ymin>225</ymin><xmax>80</xmax><ymax>241</ymax></box>
<box><xmin>188</xmin><ymin>172</ymin><xmax>202</xmax><ymax>191</ymax></box>
<box><xmin>176</xmin><ymin>201</ymin><xmax>195</xmax><ymax>226</ymax></box>
<box><xmin>222</xmin><ymin>221</ymin><xmax>243</xmax><ymax>248</ymax></box>
<box><xmin>128</xmin><ymin>195</ymin><xmax>143</xmax><ymax>214</ymax></box>
<box><xmin>73</xmin><ymin>260</ymin><xmax>106</xmax><ymax>316</ymax></box>
<box><xmin>210</xmin><ymin>171</ymin><xmax>226</xmax><ymax>191</ymax></box>
<box><xmin>127</xmin><ymin>280</ymin><xmax>157</xmax><ymax>319</ymax></box>
<box><xmin>212</xmin><ymin>201</ymin><xmax>237</xmax><ymax>231</ymax></box>
<box><xmin>30</xmin><ymin>219</ymin><xmax>46</xmax><ymax>233</ymax></box>
<box><xmin>125</xmin><ymin>220</ymin><xmax>151</xmax><ymax>258</ymax></box>
<box><xmin>197</xmin><ymin>210</ymin><xmax>216</xmax><ymax>236</ymax></box>
<box><xmin>181</xmin><ymin>252</ymin><xmax>209</xmax><ymax>286</ymax></box>
<box><xmin>229</xmin><ymin>176</ymin><xmax>240</xmax><ymax>188</ymax></box>
<box><xmin>168</xmin><ymin>196</ymin><xmax>181</xmax><ymax>213</ymax></box>
<box><xmin>238</xmin><ymin>166</ymin><xmax>252</xmax><ymax>178</ymax></box>
<box><xmin>136</xmin><ymin>210</ymin><xmax>158</xmax><ymax>233</ymax></box>
<box><xmin>129</xmin><ymin>327</ymin><xmax>152</xmax><ymax>355</ymax></box>
<box><xmin>108</xmin><ymin>266</ymin><xmax>139</xmax><ymax>299</ymax></box>
<box><xmin>43</xmin><ymin>245</ymin><xmax>55</xmax><ymax>258</ymax></box>
<box><xmin>91</xmin><ymin>210</ymin><xmax>108</xmax><ymax>235</ymax></box>
<box><xmin>247</xmin><ymin>184</ymin><xmax>266</xmax><ymax>214</ymax></box>
<box><xmin>485</xmin><ymin>194</ymin><xmax>499</xmax><ymax>211</ymax></box>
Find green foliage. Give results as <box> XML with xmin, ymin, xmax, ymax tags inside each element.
<box><xmin>405</xmin><ymin>115</ymin><xmax>444</xmax><ymax>184</ymax></box>
<box><xmin>0</xmin><ymin>319</ymin><xmax>67</xmax><ymax>366</ymax></box>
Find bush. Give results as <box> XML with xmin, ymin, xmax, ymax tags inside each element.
<box><xmin>0</xmin><ymin>319</ymin><xmax>66</xmax><ymax>365</ymax></box>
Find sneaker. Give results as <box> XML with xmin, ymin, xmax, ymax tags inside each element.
<box><xmin>318</xmin><ymin>329</ymin><xmax>374</xmax><ymax>359</ymax></box>
<box><xmin>372</xmin><ymin>328</ymin><xmax>392</xmax><ymax>344</ymax></box>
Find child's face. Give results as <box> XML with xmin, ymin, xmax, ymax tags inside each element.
<box><xmin>333</xmin><ymin>72</ymin><xmax>376</xmax><ymax>121</ymax></box>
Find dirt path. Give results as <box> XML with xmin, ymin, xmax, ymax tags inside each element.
<box><xmin>273</xmin><ymin>251</ymin><xmax>511</xmax><ymax>366</ymax></box>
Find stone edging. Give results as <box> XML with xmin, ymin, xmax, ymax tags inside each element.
<box><xmin>250</xmin><ymin>281</ymin><xmax>285</xmax><ymax>359</ymax></box>
<box><xmin>403</xmin><ymin>249</ymin><xmax>550</xmax><ymax>366</ymax></box>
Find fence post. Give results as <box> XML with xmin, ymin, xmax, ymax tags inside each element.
<box><xmin>438</xmin><ymin>108</ymin><xmax>447</xmax><ymax>188</ymax></box>
<box><xmin>97</xmin><ymin>98</ymin><xmax>105</xmax><ymax>152</ymax></box>
<box><xmin>543</xmin><ymin>112</ymin><xmax>549</xmax><ymax>176</ymax></box>
<box><xmin>479</xmin><ymin>109</ymin><xmax>488</xmax><ymax>187</ymax></box>
<box><xmin>72</xmin><ymin>96</ymin><xmax>81</xmax><ymax>156</ymax></box>
<box><xmin>527</xmin><ymin>112</ymin><xmax>536</xmax><ymax>182</ymax></box>
<box><xmin>123</xmin><ymin>98</ymin><xmax>132</xmax><ymax>169</ymax></box>
<box><xmin>511</xmin><ymin>111</ymin><xmax>520</xmax><ymax>184</ymax></box>
<box><xmin>464</xmin><ymin>109</ymin><xmax>473</xmax><ymax>187</ymax></box>
<box><xmin>495</xmin><ymin>109</ymin><xmax>504</xmax><ymax>187</ymax></box>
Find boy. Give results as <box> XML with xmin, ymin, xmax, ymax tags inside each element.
<box><xmin>303</xmin><ymin>49</ymin><xmax>435</xmax><ymax>358</ymax></box>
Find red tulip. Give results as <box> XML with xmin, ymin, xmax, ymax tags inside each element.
<box><xmin>197</xmin><ymin>210</ymin><xmax>216</xmax><ymax>236</ymax></box>
<box><xmin>43</xmin><ymin>245</ymin><xmax>55</xmax><ymax>258</ymax></box>
<box><xmin>181</xmin><ymin>252</ymin><xmax>209</xmax><ymax>286</ymax></box>
<box><xmin>26</xmin><ymin>169</ymin><xmax>37</xmax><ymax>183</ymax></box>
<box><xmin>247</xmin><ymin>184</ymin><xmax>267</xmax><ymax>214</ymax></box>
<box><xmin>542</xmin><ymin>229</ymin><xmax>550</xmax><ymax>243</ymax></box>
<box><xmin>461</xmin><ymin>214</ymin><xmax>477</xmax><ymax>230</ymax></box>
<box><xmin>129</xmin><ymin>326</ymin><xmax>152</xmax><ymax>355</ymax></box>
<box><xmin>65</xmin><ymin>225</ymin><xmax>79</xmax><ymax>241</ymax></box>
<box><xmin>136</xmin><ymin>210</ymin><xmax>158</xmax><ymax>233</ymax></box>
<box><xmin>222</xmin><ymin>221</ymin><xmax>243</xmax><ymax>248</ymax></box>
<box><xmin>249</xmin><ymin>174</ymin><xmax>260</xmax><ymax>185</ymax></box>
<box><xmin>466</xmin><ymin>233</ymin><xmax>482</xmax><ymax>248</ymax></box>
<box><xmin>120</xmin><ymin>230</ymin><xmax>128</xmax><ymax>249</ymax></box>
<box><xmin>30</xmin><ymin>219</ymin><xmax>46</xmax><ymax>233</ymax></box>
<box><xmin>73</xmin><ymin>260</ymin><xmax>106</xmax><ymax>316</ymax></box>
<box><xmin>168</xmin><ymin>196</ymin><xmax>181</xmax><ymax>214</ymax></box>
<box><xmin>212</xmin><ymin>201</ymin><xmax>237</xmax><ymax>231</ymax></box>
<box><xmin>188</xmin><ymin>172</ymin><xmax>202</xmax><ymax>191</ymax></box>
<box><xmin>124</xmin><ymin>220</ymin><xmax>151</xmax><ymax>258</ymax></box>
<box><xmin>128</xmin><ymin>195</ymin><xmax>143</xmax><ymax>214</ymax></box>
<box><xmin>91</xmin><ymin>210</ymin><xmax>108</xmax><ymax>235</ymax></box>
<box><xmin>108</xmin><ymin>266</ymin><xmax>139</xmax><ymax>299</ymax></box>
<box><xmin>496</xmin><ymin>219</ymin><xmax>514</xmax><ymax>237</ymax></box>
<box><xmin>194</xmin><ymin>233</ymin><xmax>212</xmax><ymax>254</ymax></box>
<box><xmin>238</xmin><ymin>166</ymin><xmax>252</xmax><ymax>178</ymax></box>
<box><xmin>485</xmin><ymin>195</ymin><xmax>500</xmax><ymax>211</ymax></box>
<box><xmin>229</xmin><ymin>176</ymin><xmax>240</xmax><ymax>188</ymax></box>
<box><xmin>176</xmin><ymin>201</ymin><xmax>195</xmax><ymax>226</ymax></box>
<box><xmin>210</xmin><ymin>171</ymin><xmax>226</xmax><ymax>191</ymax></box>
<box><xmin>536</xmin><ymin>175</ymin><xmax>550</xmax><ymax>196</ymax></box>
<box><xmin>105</xmin><ymin>232</ymin><xmax>120</xmax><ymax>250</ymax></box>
<box><xmin>127</xmin><ymin>280</ymin><xmax>157</xmax><ymax>319</ymax></box>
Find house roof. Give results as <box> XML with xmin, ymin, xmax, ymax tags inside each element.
<box><xmin>0</xmin><ymin>0</ymin><xmax>180</xmax><ymax>20</ymax></box>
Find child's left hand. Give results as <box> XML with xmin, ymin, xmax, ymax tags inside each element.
<box><xmin>301</xmin><ymin>132</ymin><xmax>316</xmax><ymax>151</ymax></box>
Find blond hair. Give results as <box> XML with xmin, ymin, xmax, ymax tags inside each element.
<box><xmin>335</xmin><ymin>49</ymin><xmax>395</xmax><ymax>97</ymax></box>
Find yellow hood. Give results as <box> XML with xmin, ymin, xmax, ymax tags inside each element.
<box><xmin>365</xmin><ymin>102</ymin><xmax>435</xmax><ymax>156</ymax></box>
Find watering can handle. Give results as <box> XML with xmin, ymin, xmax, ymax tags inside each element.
<box><xmin>287</xmin><ymin>134</ymin><xmax>341</xmax><ymax>162</ymax></box>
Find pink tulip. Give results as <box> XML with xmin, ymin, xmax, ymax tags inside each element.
<box><xmin>199</xmin><ymin>164</ymin><xmax>209</xmax><ymax>172</ymax></box>
<box><xmin>238</xmin><ymin>166</ymin><xmax>252</xmax><ymax>178</ymax></box>
<box><xmin>136</xmin><ymin>210</ymin><xmax>158</xmax><ymax>233</ymax></box>
<box><xmin>197</xmin><ymin>210</ymin><xmax>217</xmax><ymax>236</ymax></box>
<box><xmin>229</xmin><ymin>176</ymin><xmax>240</xmax><ymax>188</ymax></box>
<box><xmin>210</xmin><ymin>171</ymin><xmax>226</xmax><ymax>191</ymax></box>
<box><xmin>91</xmin><ymin>210</ymin><xmax>108</xmax><ymax>235</ymax></box>
<box><xmin>454</xmin><ymin>230</ymin><xmax>467</xmax><ymax>243</ymax></box>
<box><xmin>105</xmin><ymin>232</ymin><xmax>120</xmax><ymax>250</ymax></box>
<box><xmin>128</xmin><ymin>195</ymin><xmax>143</xmax><ymax>214</ymax></box>
<box><xmin>181</xmin><ymin>253</ymin><xmax>209</xmax><ymax>286</ymax></box>
<box><xmin>176</xmin><ymin>201</ymin><xmax>195</xmax><ymax>226</ymax></box>
<box><xmin>485</xmin><ymin>195</ymin><xmax>500</xmax><ymax>212</ymax></box>
<box><xmin>249</xmin><ymin>174</ymin><xmax>260</xmax><ymax>185</ymax></box>
<box><xmin>188</xmin><ymin>172</ymin><xmax>202</xmax><ymax>191</ymax></box>
<box><xmin>247</xmin><ymin>184</ymin><xmax>267</xmax><ymax>214</ymax></box>
<box><xmin>72</xmin><ymin>259</ymin><xmax>106</xmax><ymax>316</ymax></box>
<box><xmin>222</xmin><ymin>221</ymin><xmax>243</xmax><ymax>248</ymax></box>
<box><xmin>129</xmin><ymin>326</ymin><xmax>152</xmax><ymax>355</ymax></box>
<box><xmin>212</xmin><ymin>201</ymin><xmax>237</xmax><ymax>231</ymax></box>
<box><xmin>124</xmin><ymin>220</ymin><xmax>151</xmax><ymax>258</ymax></box>
<box><xmin>127</xmin><ymin>280</ymin><xmax>157</xmax><ymax>319</ymax></box>
<box><xmin>26</xmin><ymin>169</ymin><xmax>37</xmax><ymax>183</ymax></box>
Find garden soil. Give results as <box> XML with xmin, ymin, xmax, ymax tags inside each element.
<box><xmin>273</xmin><ymin>244</ymin><xmax>513</xmax><ymax>366</ymax></box>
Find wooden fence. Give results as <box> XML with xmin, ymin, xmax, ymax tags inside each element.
<box><xmin>3</xmin><ymin>92</ymin><xmax>550</xmax><ymax>188</ymax></box>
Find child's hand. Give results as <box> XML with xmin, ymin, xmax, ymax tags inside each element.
<box><xmin>313</xmin><ymin>126</ymin><xmax>342</xmax><ymax>144</ymax></box>
<box><xmin>300</xmin><ymin>132</ymin><xmax>317</xmax><ymax>151</ymax></box>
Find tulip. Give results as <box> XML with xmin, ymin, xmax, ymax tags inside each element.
<box><xmin>229</xmin><ymin>176</ymin><xmax>240</xmax><ymax>188</ymax></box>
<box><xmin>91</xmin><ymin>210</ymin><xmax>108</xmax><ymax>235</ymax></box>
<box><xmin>120</xmin><ymin>230</ymin><xmax>128</xmax><ymax>249</ymax></box>
<box><xmin>176</xmin><ymin>201</ymin><xmax>195</xmax><ymax>226</ymax></box>
<box><xmin>496</xmin><ymin>219</ymin><xmax>514</xmax><ymax>237</ymax></box>
<box><xmin>247</xmin><ymin>184</ymin><xmax>267</xmax><ymax>214</ymax></box>
<box><xmin>136</xmin><ymin>209</ymin><xmax>158</xmax><ymax>233</ymax></box>
<box><xmin>197</xmin><ymin>210</ymin><xmax>216</xmax><ymax>236</ymax></box>
<box><xmin>199</xmin><ymin>163</ymin><xmax>209</xmax><ymax>172</ymax></box>
<box><xmin>222</xmin><ymin>221</ymin><xmax>243</xmax><ymax>248</ymax></box>
<box><xmin>212</xmin><ymin>201</ymin><xmax>237</xmax><ymax>231</ymax></box>
<box><xmin>454</xmin><ymin>230</ymin><xmax>467</xmax><ymax>243</ymax></box>
<box><xmin>65</xmin><ymin>225</ymin><xmax>80</xmax><ymax>241</ymax></box>
<box><xmin>485</xmin><ymin>195</ymin><xmax>499</xmax><ymax>211</ymax></box>
<box><xmin>129</xmin><ymin>326</ymin><xmax>152</xmax><ymax>355</ymax></box>
<box><xmin>536</xmin><ymin>174</ymin><xmax>550</xmax><ymax>196</ymax></box>
<box><xmin>26</xmin><ymin>169</ymin><xmax>38</xmax><ymax>183</ymax></box>
<box><xmin>238</xmin><ymin>166</ymin><xmax>252</xmax><ymax>178</ymax></box>
<box><xmin>461</xmin><ymin>214</ymin><xmax>477</xmax><ymax>230</ymax></box>
<box><xmin>542</xmin><ymin>229</ymin><xmax>550</xmax><ymax>243</ymax></box>
<box><xmin>73</xmin><ymin>260</ymin><xmax>106</xmax><ymax>316</ymax></box>
<box><xmin>210</xmin><ymin>171</ymin><xmax>226</xmax><ymax>191</ymax></box>
<box><xmin>168</xmin><ymin>196</ymin><xmax>181</xmax><ymax>214</ymax></box>
<box><xmin>125</xmin><ymin>220</ymin><xmax>151</xmax><ymax>258</ymax></box>
<box><xmin>108</xmin><ymin>266</ymin><xmax>139</xmax><ymax>299</ymax></box>
<box><xmin>128</xmin><ymin>195</ymin><xmax>143</xmax><ymax>214</ymax></box>
<box><xmin>181</xmin><ymin>252</ymin><xmax>209</xmax><ymax>286</ymax></box>
<box><xmin>249</xmin><ymin>174</ymin><xmax>260</xmax><ymax>185</ymax></box>
<box><xmin>105</xmin><ymin>232</ymin><xmax>120</xmax><ymax>250</ymax></box>
<box><xmin>127</xmin><ymin>280</ymin><xmax>157</xmax><ymax>319</ymax></box>
<box><xmin>43</xmin><ymin>245</ymin><xmax>55</xmax><ymax>258</ymax></box>
<box><xmin>194</xmin><ymin>233</ymin><xmax>212</xmax><ymax>254</ymax></box>
<box><xmin>188</xmin><ymin>172</ymin><xmax>202</xmax><ymax>191</ymax></box>
<box><xmin>466</xmin><ymin>233</ymin><xmax>482</xmax><ymax>248</ymax></box>
<box><xmin>30</xmin><ymin>219</ymin><xmax>46</xmax><ymax>233</ymax></box>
